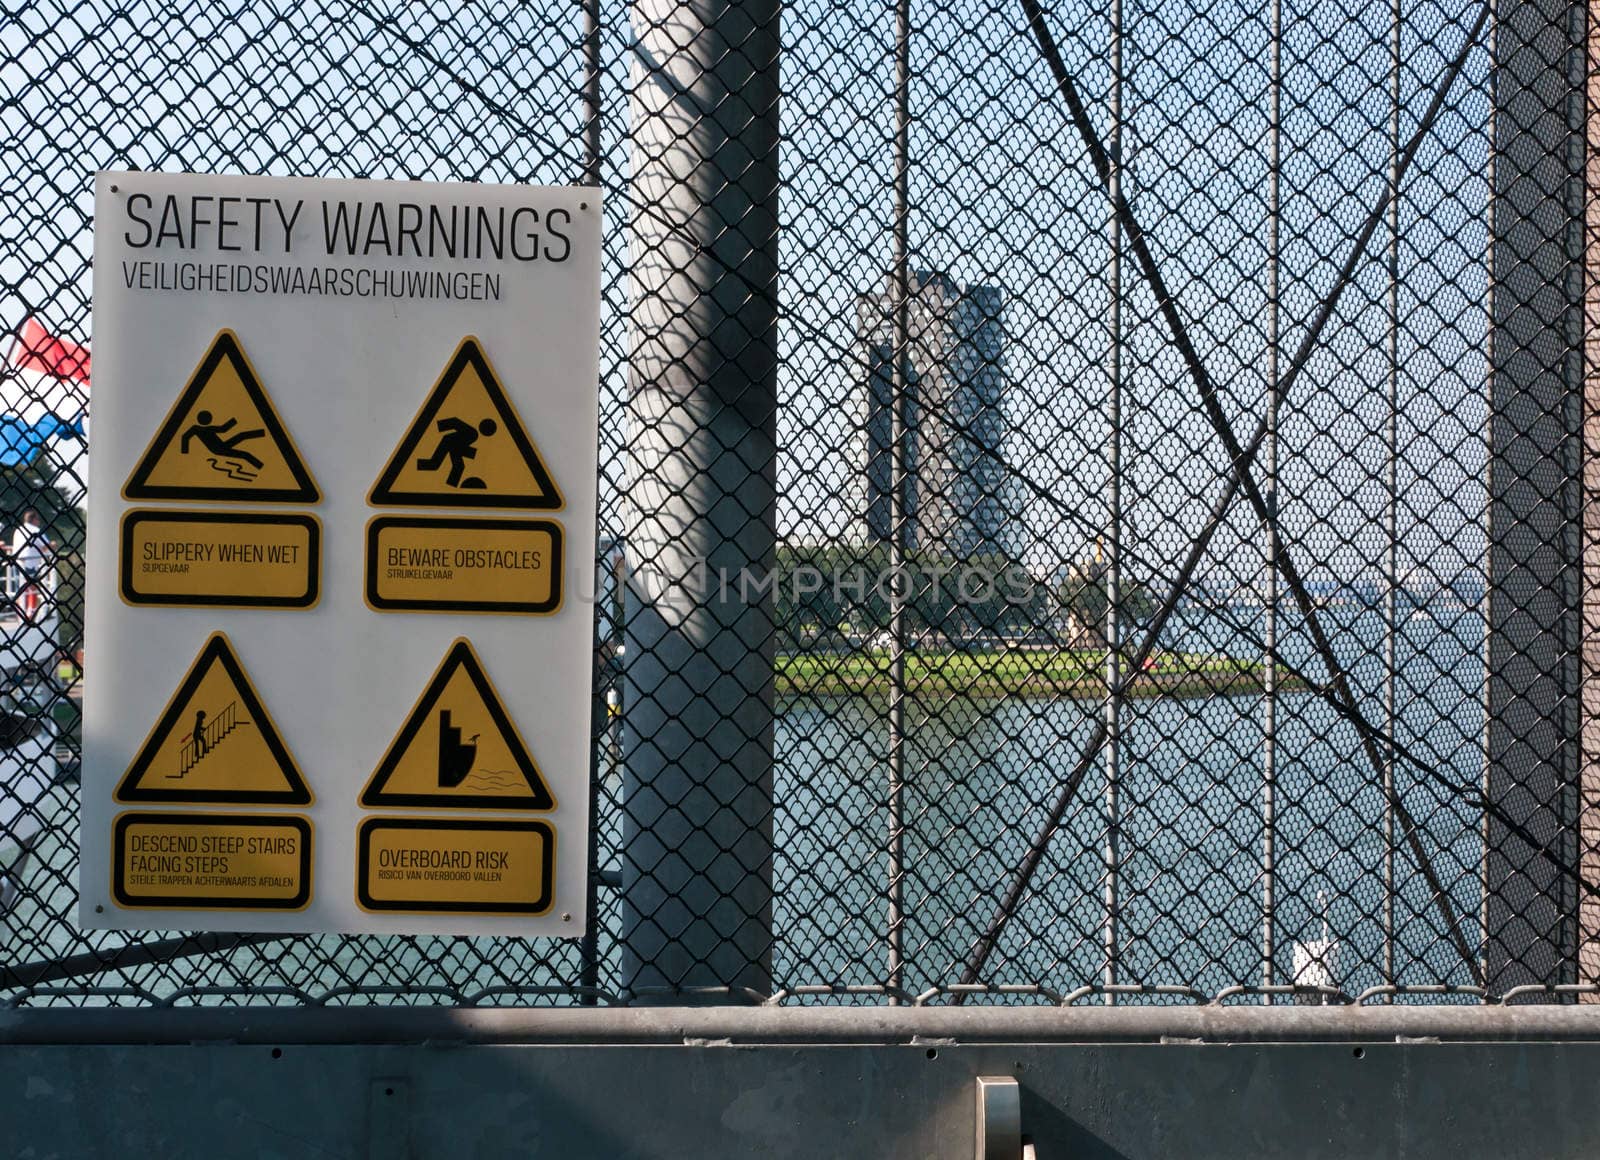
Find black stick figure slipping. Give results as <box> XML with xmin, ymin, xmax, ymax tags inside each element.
<box><xmin>182</xmin><ymin>411</ymin><xmax>267</xmax><ymax>470</ymax></box>
<box><xmin>415</xmin><ymin>417</ymin><xmax>496</xmax><ymax>489</ymax></box>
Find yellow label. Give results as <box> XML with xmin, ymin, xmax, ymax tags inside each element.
<box><xmin>121</xmin><ymin>510</ymin><xmax>319</xmax><ymax>608</ymax></box>
<box><xmin>115</xmin><ymin>632</ymin><xmax>313</xmax><ymax>805</ymax></box>
<box><xmin>368</xmin><ymin>337</ymin><xmax>561</xmax><ymax>510</ymax></box>
<box><xmin>360</xmin><ymin>638</ymin><xmax>554</xmax><ymax>811</ymax></box>
<box><xmin>357</xmin><ymin>817</ymin><xmax>553</xmax><ymax>914</ymax></box>
<box><xmin>113</xmin><ymin>812</ymin><xmax>311</xmax><ymax>910</ymax></box>
<box><xmin>365</xmin><ymin>516</ymin><xmax>560</xmax><ymax>614</ymax></box>
<box><xmin>123</xmin><ymin>329</ymin><xmax>319</xmax><ymax>504</ymax></box>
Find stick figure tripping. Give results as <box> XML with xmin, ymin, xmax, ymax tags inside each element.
<box><xmin>182</xmin><ymin>410</ymin><xmax>267</xmax><ymax>478</ymax></box>
<box><xmin>415</xmin><ymin>416</ymin><xmax>496</xmax><ymax>489</ymax></box>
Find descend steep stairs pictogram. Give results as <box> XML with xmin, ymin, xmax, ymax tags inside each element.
<box><xmin>170</xmin><ymin>700</ymin><xmax>241</xmax><ymax>779</ymax></box>
<box><xmin>117</xmin><ymin>632</ymin><xmax>312</xmax><ymax>805</ymax></box>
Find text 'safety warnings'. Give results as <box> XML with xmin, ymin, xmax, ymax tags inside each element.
<box><xmin>115</xmin><ymin>632</ymin><xmax>313</xmax><ymax>805</ymax></box>
<box><xmin>114</xmin><ymin>812</ymin><xmax>312</xmax><ymax>910</ymax></box>
<box><xmin>361</xmin><ymin>638</ymin><xmax>554</xmax><ymax>811</ymax></box>
<box><xmin>365</xmin><ymin>516</ymin><xmax>562</xmax><ymax>615</ymax></box>
<box><xmin>358</xmin><ymin>817</ymin><xmax>553</xmax><ymax>915</ymax></box>
<box><xmin>123</xmin><ymin>329</ymin><xmax>320</xmax><ymax>504</ymax></box>
<box><xmin>120</xmin><ymin>509</ymin><xmax>320</xmax><ymax>608</ymax></box>
<box><xmin>369</xmin><ymin>337</ymin><xmax>562</xmax><ymax>510</ymax></box>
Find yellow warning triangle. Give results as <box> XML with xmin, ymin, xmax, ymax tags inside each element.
<box><xmin>115</xmin><ymin>632</ymin><xmax>313</xmax><ymax>805</ymax></box>
<box><xmin>360</xmin><ymin>638</ymin><xmax>555</xmax><ymax>811</ymax></box>
<box><xmin>123</xmin><ymin>329</ymin><xmax>320</xmax><ymax>504</ymax></box>
<box><xmin>368</xmin><ymin>337</ymin><xmax>562</xmax><ymax>510</ymax></box>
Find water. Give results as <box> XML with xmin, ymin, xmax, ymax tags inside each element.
<box><xmin>5</xmin><ymin>598</ymin><xmax>1491</xmax><ymax>1004</ymax></box>
<box><xmin>768</xmin><ymin>597</ymin><xmax>1488</xmax><ymax>1000</ymax></box>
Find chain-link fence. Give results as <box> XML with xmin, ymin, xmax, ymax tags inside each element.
<box><xmin>0</xmin><ymin>0</ymin><xmax>1591</xmax><ymax>1007</ymax></box>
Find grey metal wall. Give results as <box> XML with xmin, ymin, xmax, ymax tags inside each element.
<box><xmin>5</xmin><ymin>1009</ymin><xmax>1600</xmax><ymax>1158</ymax></box>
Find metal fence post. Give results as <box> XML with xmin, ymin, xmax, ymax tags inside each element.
<box><xmin>886</xmin><ymin>0</ymin><xmax>912</xmax><ymax>1006</ymax></box>
<box><xmin>1581</xmin><ymin>0</ymin><xmax>1600</xmax><ymax>997</ymax></box>
<box><xmin>1102</xmin><ymin>0</ymin><xmax>1125</xmax><ymax>1008</ymax></box>
<box><xmin>1383</xmin><ymin>0</ymin><xmax>1402</xmax><ymax>997</ymax></box>
<box><xmin>578</xmin><ymin>0</ymin><xmax>606</xmax><ymax>1008</ymax></box>
<box><xmin>1485</xmin><ymin>0</ymin><xmax>1586</xmax><ymax>993</ymax></box>
<box><xmin>1262</xmin><ymin>0</ymin><xmax>1282</xmax><ymax>1000</ymax></box>
<box><xmin>619</xmin><ymin>0</ymin><xmax>782</xmax><ymax>1002</ymax></box>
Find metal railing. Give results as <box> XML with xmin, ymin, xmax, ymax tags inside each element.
<box><xmin>0</xmin><ymin>0</ymin><xmax>1592</xmax><ymax>1009</ymax></box>
<box><xmin>3</xmin><ymin>561</ymin><xmax>56</xmax><ymax>608</ymax></box>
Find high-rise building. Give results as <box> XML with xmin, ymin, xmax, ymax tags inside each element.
<box><xmin>854</xmin><ymin>270</ymin><xmax>1009</xmax><ymax>558</ymax></box>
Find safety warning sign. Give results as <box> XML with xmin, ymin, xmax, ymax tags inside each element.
<box><xmin>120</xmin><ymin>509</ymin><xmax>320</xmax><ymax>608</ymax></box>
<box><xmin>86</xmin><ymin>171</ymin><xmax>600</xmax><ymax>938</ymax></box>
<box><xmin>122</xmin><ymin>329</ymin><xmax>320</xmax><ymax>504</ymax></box>
<box><xmin>357</xmin><ymin>817</ymin><xmax>553</xmax><ymax>915</ymax></box>
<box><xmin>115</xmin><ymin>632</ymin><xmax>313</xmax><ymax>805</ymax></box>
<box><xmin>365</xmin><ymin>515</ymin><xmax>561</xmax><ymax>615</ymax></box>
<box><xmin>361</xmin><ymin>638</ymin><xmax>554</xmax><ymax>810</ymax></box>
<box><xmin>113</xmin><ymin>812</ymin><xmax>312</xmax><ymax>910</ymax></box>
<box><xmin>369</xmin><ymin>337</ymin><xmax>562</xmax><ymax>510</ymax></box>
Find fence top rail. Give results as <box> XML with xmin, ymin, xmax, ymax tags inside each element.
<box><xmin>6</xmin><ymin>1005</ymin><xmax>1600</xmax><ymax>1047</ymax></box>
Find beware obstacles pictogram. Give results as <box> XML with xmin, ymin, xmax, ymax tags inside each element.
<box><xmin>368</xmin><ymin>338</ymin><xmax>562</xmax><ymax>510</ymax></box>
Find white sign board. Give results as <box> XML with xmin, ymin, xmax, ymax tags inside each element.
<box><xmin>83</xmin><ymin>172</ymin><xmax>600</xmax><ymax>935</ymax></box>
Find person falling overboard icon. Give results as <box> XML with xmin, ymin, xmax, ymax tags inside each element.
<box><xmin>415</xmin><ymin>416</ymin><xmax>496</xmax><ymax>489</ymax></box>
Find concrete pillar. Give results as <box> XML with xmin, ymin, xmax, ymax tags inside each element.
<box><xmin>619</xmin><ymin>0</ymin><xmax>780</xmax><ymax>1001</ymax></box>
<box><xmin>1486</xmin><ymin>0</ymin><xmax>1586</xmax><ymax>992</ymax></box>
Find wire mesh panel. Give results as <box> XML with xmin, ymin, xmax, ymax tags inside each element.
<box><xmin>0</xmin><ymin>0</ymin><xmax>1590</xmax><ymax>1007</ymax></box>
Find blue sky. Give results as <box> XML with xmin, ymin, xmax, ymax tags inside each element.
<box><xmin>1</xmin><ymin>0</ymin><xmax>1494</xmax><ymax>597</ymax></box>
